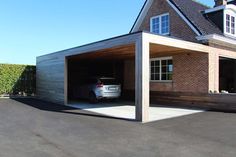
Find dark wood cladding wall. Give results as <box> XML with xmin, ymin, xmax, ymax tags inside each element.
<box><xmin>36</xmin><ymin>54</ymin><xmax>65</xmax><ymax>105</ymax></box>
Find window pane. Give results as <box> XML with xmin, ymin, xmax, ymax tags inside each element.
<box><xmin>155</xmin><ymin>60</ymin><xmax>160</xmax><ymax>66</ymax></box>
<box><xmin>152</xmin><ymin>17</ymin><xmax>160</xmax><ymax>34</ymax></box>
<box><xmin>161</xmin><ymin>74</ymin><xmax>167</xmax><ymax>80</ymax></box>
<box><xmin>161</xmin><ymin>60</ymin><xmax>167</xmax><ymax>65</ymax></box>
<box><xmin>231</xmin><ymin>16</ymin><xmax>235</xmax><ymax>34</ymax></box>
<box><xmin>151</xmin><ymin>61</ymin><xmax>155</xmax><ymax>66</ymax></box>
<box><xmin>168</xmin><ymin>60</ymin><xmax>172</xmax><ymax>65</ymax></box>
<box><xmin>167</xmin><ymin>74</ymin><xmax>173</xmax><ymax>80</ymax></box>
<box><xmin>168</xmin><ymin>64</ymin><xmax>173</xmax><ymax>72</ymax></box>
<box><xmin>155</xmin><ymin>67</ymin><xmax>160</xmax><ymax>73</ymax></box>
<box><xmin>226</xmin><ymin>14</ymin><xmax>231</xmax><ymax>33</ymax></box>
<box><xmin>227</xmin><ymin>14</ymin><xmax>230</xmax><ymax>20</ymax></box>
<box><xmin>155</xmin><ymin>74</ymin><xmax>160</xmax><ymax>80</ymax></box>
<box><xmin>151</xmin><ymin>74</ymin><xmax>155</xmax><ymax>80</ymax></box>
<box><xmin>162</xmin><ymin>66</ymin><xmax>167</xmax><ymax>73</ymax></box>
<box><xmin>161</xmin><ymin>15</ymin><xmax>169</xmax><ymax>34</ymax></box>
<box><xmin>151</xmin><ymin>67</ymin><xmax>155</xmax><ymax>73</ymax></box>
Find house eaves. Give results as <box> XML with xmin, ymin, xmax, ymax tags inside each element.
<box><xmin>197</xmin><ymin>34</ymin><xmax>236</xmax><ymax>49</ymax></box>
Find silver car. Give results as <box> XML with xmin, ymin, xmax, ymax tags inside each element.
<box><xmin>74</xmin><ymin>77</ymin><xmax>121</xmax><ymax>103</ymax></box>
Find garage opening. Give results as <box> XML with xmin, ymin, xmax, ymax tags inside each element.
<box><xmin>67</xmin><ymin>58</ymin><xmax>125</xmax><ymax>101</ymax></box>
<box><xmin>66</xmin><ymin>44</ymin><xmax>136</xmax><ymax>104</ymax></box>
<box><xmin>219</xmin><ymin>57</ymin><xmax>236</xmax><ymax>93</ymax></box>
<box><xmin>65</xmin><ymin>44</ymin><xmax>139</xmax><ymax>120</ymax></box>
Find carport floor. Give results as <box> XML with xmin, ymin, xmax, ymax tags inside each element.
<box><xmin>68</xmin><ymin>101</ymin><xmax>204</xmax><ymax>122</ymax></box>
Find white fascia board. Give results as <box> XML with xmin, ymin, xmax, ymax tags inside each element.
<box><xmin>204</xmin><ymin>5</ymin><xmax>225</xmax><ymax>14</ymax></box>
<box><xmin>131</xmin><ymin>0</ymin><xmax>153</xmax><ymax>33</ymax></box>
<box><xmin>166</xmin><ymin>0</ymin><xmax>201</xmax><ymax>36</ymax></box>
<box><xmin>204</xmin><ymin>4</ymin><xmax>236</xmax><ymax>14</ymax></box>
<box><xmin>196</xmin><ymin>34</ymin><xmax>236</xmax><ymax>46</ymax></box>
<box><xmin>225</xmin><ymin>4</ymin><xmax>236</xmax><ymax>11</ymax></box>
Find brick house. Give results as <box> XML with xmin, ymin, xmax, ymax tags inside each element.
<box><xmin>128</xmin><ymin>0</ymin><xmax>236</xmax><ymax>94</ymax></box>
<box><xmin>37</xmin><ymin>0</ymin><xmax>236</xmax><ymax>122</ymax></box>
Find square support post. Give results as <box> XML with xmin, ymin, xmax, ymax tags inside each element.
<box><xmin>135</xmin><ymin>33</ymin><xmax>150</xmax><ymax>122</ymax></box>
<box><xmin>208</xmin><ymin>52</ymin><xmax>219</xmax><ymax>93</ymax></box>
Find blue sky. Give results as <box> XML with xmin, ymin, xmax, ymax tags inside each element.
<box><xmin>0</xmin><ymin>0</ymin><xmax>214</xmax><ymax>65</ymax></box>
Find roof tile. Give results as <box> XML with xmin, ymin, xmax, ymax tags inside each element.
<box><xmin>170</xmin><ymin>0</ymin><xmax>223</xmax><ymax>35</ymax></box>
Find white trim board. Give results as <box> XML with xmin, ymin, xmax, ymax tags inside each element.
<box><xmin>204</xmin><ymin>4</ymin><xmax>236</xmax><ymax>14</ymax></box>
<box><xmin>196</xmin><ymin>34</ymin><xmax>236</xmax><ymax>46</ymax></box>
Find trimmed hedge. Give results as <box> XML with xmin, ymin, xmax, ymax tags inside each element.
<box><xmin>0</xmin><ymin>64</ymin><xmax>36</xmax><ymax>95</ymax></box>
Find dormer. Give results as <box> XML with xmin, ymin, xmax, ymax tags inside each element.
<box><xmin>204</xmin><ymin>0</ymin><xmax>236</xmax><ymax>38</ymax></box>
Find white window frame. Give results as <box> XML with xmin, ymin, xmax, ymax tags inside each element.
<box><xmin>150</xmin><ymin>13</ymin><xmax>170</xmax><ymax>35</ymax></box>
<box><xmin>224</xmin><ymin>9</ymin><xmax>236</xmax><ymax>37</ymax></box>
<box><xmin>150</xmin><ymin>56</ymin><xmax>173</xmax><ymax>82</ymax></box>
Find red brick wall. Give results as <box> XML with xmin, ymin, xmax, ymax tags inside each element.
<box><xmin>123</xmin><ymin>52</ymin><xmax>209</xmax><ymax>93</ymax></box>
<box><xmin>137</xmin><ymin>0</ymin><xmax>198</xmax><ymax>42</ymax></box>
<box><xmin>172</xmin><ymin>53</ymin><xmax>209</xmax><ymax>93</ymax></box>
<box><xmin>123</xmin><ymin>60</ymin><xmax>135</xmax><ymax>90</ymax></box>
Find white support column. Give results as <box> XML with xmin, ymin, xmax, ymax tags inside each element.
<box><xmin>135</xmin><ymin>33</ymin><xmax>150</xmax><ymax>122</ymax></box>
<box><xmin>208</xmin><ymin>52</ymin><xmax>219</xmax><ymax>93</ymax></box>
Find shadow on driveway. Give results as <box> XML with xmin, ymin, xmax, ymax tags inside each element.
<box><xmin>11</xmin><ymin>98</ymin><xmax>136</xmax><ymax>122</ymax></box>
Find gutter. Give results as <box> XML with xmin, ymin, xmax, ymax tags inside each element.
<box><xmin>196</xmin><ymin>34</ymin><xmax>236</xmax><ymax>47</ymax></box>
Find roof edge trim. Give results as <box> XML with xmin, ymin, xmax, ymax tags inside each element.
<box><xmin>167</xmin><ymin>0</ymin><xmax>202</xmax><ymax>36</ymax></box>
<box><xmin>204</xmin><ymin>4</ymin><xmax>236</xmax><ymax>14</ymax></box>
<box><xmin>130</xmin><ymin>0</ymin><xmax>153</xmax><ymax>33</ymax></box>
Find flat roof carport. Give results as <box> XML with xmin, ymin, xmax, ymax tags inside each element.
<box><xmin>63</xmin><ymin>32</ymin><xmax>223</xmax><ymax>122</ymax></box>
<box><xmin>38</xmin><ymin>31</ymin><xmax>236</xmax><ymax>122</ymax></box>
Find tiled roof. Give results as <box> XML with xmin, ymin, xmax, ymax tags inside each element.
<box><xmin>170</xmin><ymin>0</ymin><xmax>223</xmax><ymax>35</ymax></box>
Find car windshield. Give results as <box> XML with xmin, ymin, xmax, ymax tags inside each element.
<box><xmin>100</xmin><ymin>78</ymin><xmax>119</xmax><ymax>85</ymax></box>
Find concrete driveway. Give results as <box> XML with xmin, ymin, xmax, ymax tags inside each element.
<box><xmin>69</xmin><ymin>101</ymin><xmax>204</xmax><ymax>122</ymax></box>
<box><xmin>0</xmin><ymin>98</ymin><xmax>236</xmax><ymax>157</ymax></box>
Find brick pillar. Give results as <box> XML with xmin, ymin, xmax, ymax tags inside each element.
<box><xmin>208</xmin><ymin>52</ymin><xmax>219</xmax><ymax>93</ymax></box>
<box><xmin>135</xmin><ymin>33</ymin><xmax>150</xmax><ymax>122</ymax></box>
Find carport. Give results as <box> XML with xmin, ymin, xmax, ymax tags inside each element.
<box><xmin>67</xmin><ymin>44</ymin><xmax>133</xmax><ymax>102</ymax></box>
<box><xmin>63</xmin><ymin>32</ymin><xmax>219</xmax><ymax>122</ymax></box>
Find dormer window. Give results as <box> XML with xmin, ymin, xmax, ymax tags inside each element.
<box><xmin>150</xmin><ymin>13</ymin><xmax>170</xmax><ymax>35</ymax></box>
<box><xmin>226</xmin><ymin>14</ymin><xmax>235</xmax><ymax>35</ymax></box>
<box><xmin>223</xmin><ymin>6</ymin><xmax>236</xmax><ymax>37</ymax></box>
<box><xmin>204</xmin><ymin>4</ymin><xmax>236</xmax><ymax>38</ymax></box>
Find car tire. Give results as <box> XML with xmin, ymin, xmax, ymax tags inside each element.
<box><xmin>89</xmin><ymin>92</ymin><xmax>98</xmax><ymax>104</ymax></box>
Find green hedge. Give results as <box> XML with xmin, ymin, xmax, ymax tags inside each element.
<box><xmin>0</xmin><ymin>64</ymin><xmax>36</xmax><ymax>95</ymax></box>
